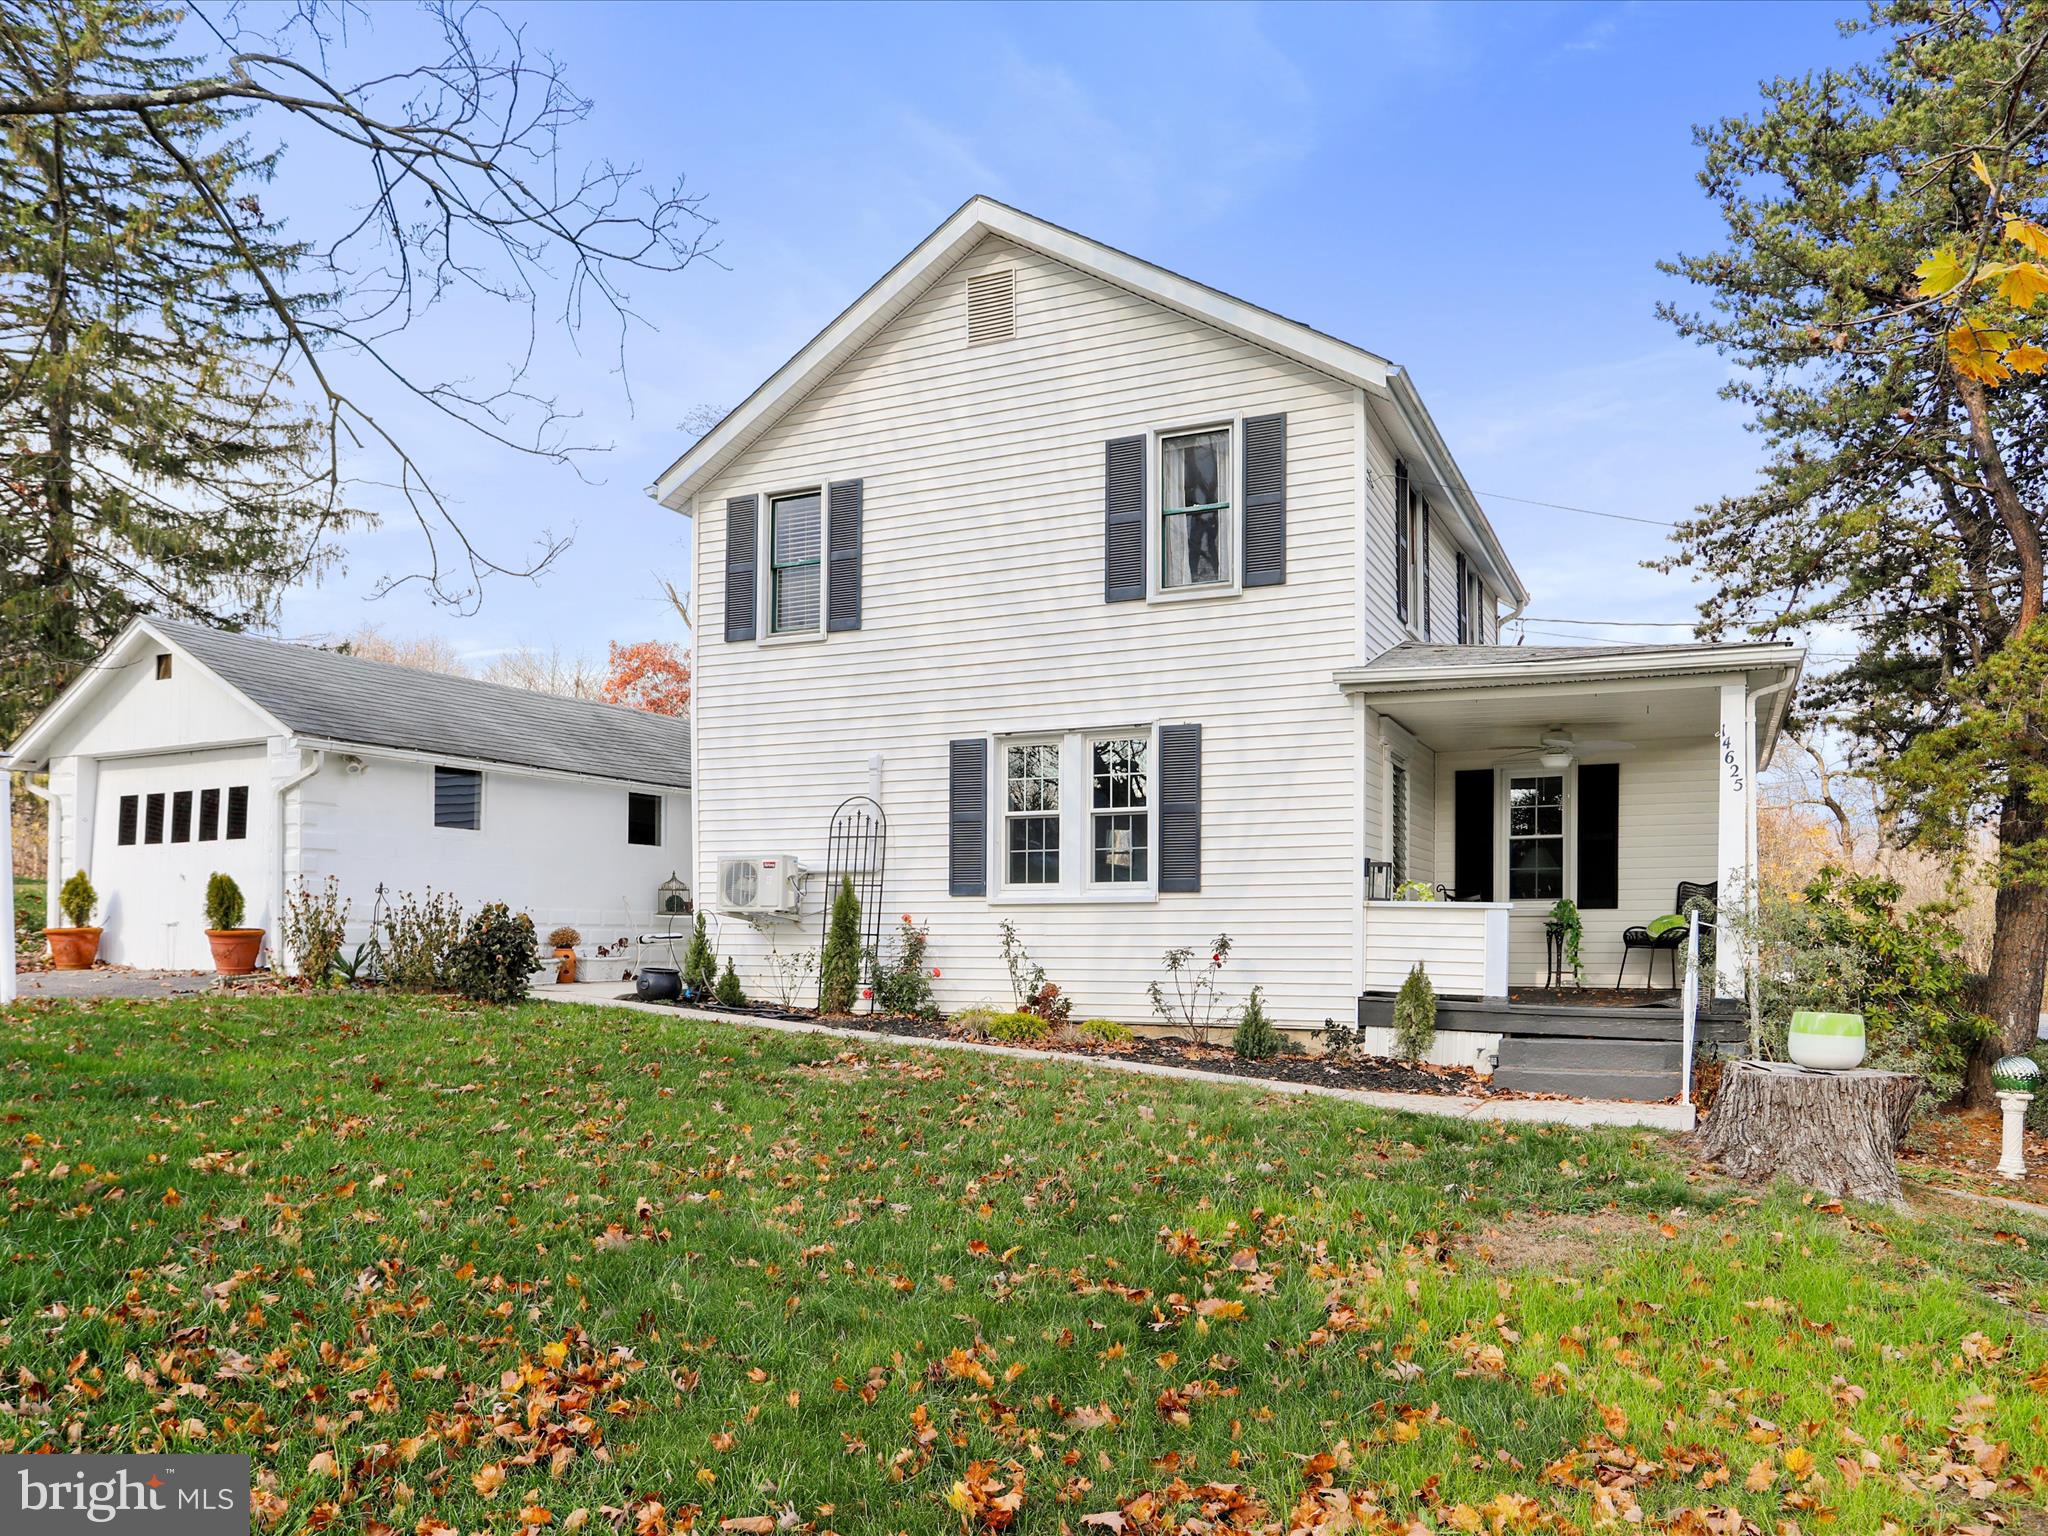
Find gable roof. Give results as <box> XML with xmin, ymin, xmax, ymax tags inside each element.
<box><xmin>651</xmin><ymin>195</ymin><xmax>1526</xmax><ymax>605</ymax></box>
<box><xmin>10</xmin><ymin>617</ymin><xmax>692</xmax><ymax>790</ymax></box>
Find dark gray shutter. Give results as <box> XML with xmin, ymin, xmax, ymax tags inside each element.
<box><xmin>1105</xmin><ymin>435</ymin><xmax>1145</xmax><ymax>602</ymax></box>
<box><xmin>724</xmin><ymin>495</ymin><xmax>758</xmax><ymax>643</ymax></box>
<box><xmin>1392</xmin><ymin>461</ymin><xmax>1410</xmax><ymax>623</ymax></box>
<box><xmin>1242</xmin><ymin>412</ymin><xmax>1286</xmax><ymax>587</ymax></box>
<box><xmin>948</xmin><ymin>739</ymin><xmax>988</xmax><ymax>896</ymax></box>
<box><xmin>1159</xmin><ymin>723</ymin><xmax>1202</xmax><ymax>893</ymax></box>
<box><xmin>1453</xmin><ymin>769</ymin><xmax>1493</xmax><ymax>902</ymax></box>
<box><xmin>826</xmin><ymin>479</ymin><xmax>863</xmax><ymax>632</ymax></box>
<box><xmin>1420</xmin><ymin>500</ymin><xmax>1433</xmax><ymax>640</ymax></box>
<box><xmin>1576</xmin><ymin>763</ymin><xmax>1620</xmax><ymax>910</ymax></box>
<box><xmin>433</xmin><ymin>767</ymin><xmax>482</xmax><ymax>831</ymax></box>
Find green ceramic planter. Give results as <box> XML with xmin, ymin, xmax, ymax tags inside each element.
<box><xmin>1787</xmin><ymin>1009</ymin><xmax>1866</xmax><ymax>1070</ymax></box>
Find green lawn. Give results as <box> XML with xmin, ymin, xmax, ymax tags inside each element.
<box><xmin>4</xmin><ymin>992</ymin><xmax>2046</xmax><ymax>1534</ymax></box>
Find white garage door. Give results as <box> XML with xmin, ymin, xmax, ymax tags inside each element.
<box><xmin>92</xmin><ymin>748</ymin><xmax>271</xmax><ymax>970</ymax></box>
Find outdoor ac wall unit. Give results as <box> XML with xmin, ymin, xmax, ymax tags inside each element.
<box><xmin>717</xmin><ymin>855</ymin><xmax>804</xmax><ymax>916</ymax></box>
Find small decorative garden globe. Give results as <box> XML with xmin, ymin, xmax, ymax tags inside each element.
<box><xmin>1786</xmin><ymin>1009</ymin><xmax>1867</xmax><ymax>1070</ymax></box>
<box><xmin>1992</xmin><ymin>1054</ymin><xmax>2043</xmax><ymax>1094</ymax></box>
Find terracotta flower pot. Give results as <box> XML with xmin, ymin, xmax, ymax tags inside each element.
<box><xmin>206</xmin><ymin>928</ymin><xmax>265</xmax><ymax>976</ymax></box>
<box><xmin>554</xmin><ymin>947</ymin><xmax>579</xmax><ymax>984</ymax></box>
<box><xmin>44</xmin><ymin>927</ymin><xmax>102</xmax><ymax>970</ymax></box>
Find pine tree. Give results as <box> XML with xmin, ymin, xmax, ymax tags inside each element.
<box><xmin>0</xmin><ymin>1</ymin><xmax>358</xmax><ymax>739</ymax></box>
<box><xmin>817</xmin><ymin>875</ymin><xmax>862</xmax><ymax>1015</ymax></box>
<box><xmin>1661</xmin><ymin>2</ymin><xmax>2048</xmax><ymax>1098</ymax></box>
<box><xmin>680</xmin><ymin>913</ymin><xmax>716</xmax><ymax>996</ymax></box>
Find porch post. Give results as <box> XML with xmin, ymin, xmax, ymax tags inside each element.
<box><xmin>1714</xmin><ymin>681</ymin><xmax>1751</xmax><ymax>998</ymax></box>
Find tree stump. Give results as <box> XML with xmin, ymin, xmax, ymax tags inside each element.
<box><xmin>1695</xmin><ymin>1060</ymin><xmax>1922</xmax><ymax>1206</ymax></box>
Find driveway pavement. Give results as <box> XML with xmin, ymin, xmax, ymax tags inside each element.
<box><xmin>10</xmin><ymin>967</ymin><xmax>220</xmax><ymax>1001</ymax></box>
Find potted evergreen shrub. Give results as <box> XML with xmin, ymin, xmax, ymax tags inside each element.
<box><xmin>204</xmin><ymin>872</ymin><xmax>265</xmax><ymax>974</ymax></box>
<box><xmin>45</xmin><ymin>870</ymin><xmax>102</xmax><ymax>970</ymax></box>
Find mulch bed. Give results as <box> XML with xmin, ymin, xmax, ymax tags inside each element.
<box><xmin>619</xmin><ymin>995</ymin><xmax>1500</xmax><ymax>1097</ymax></box>
<box><xmin>1901</xmin><ymin>1106</ymin><xmax>2048</xmax><ymax>1204</ymax></box>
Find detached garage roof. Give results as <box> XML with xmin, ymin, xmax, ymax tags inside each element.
<box><xmin>12</xmin><ymin>617</ymin><xmax>692</xmax><ymax>791</ymax></box>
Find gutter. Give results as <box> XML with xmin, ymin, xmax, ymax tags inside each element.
<box><xmin>272</xmin><ymin>748</ymin><xmax>324</xmax><ymax>975</ymax></box>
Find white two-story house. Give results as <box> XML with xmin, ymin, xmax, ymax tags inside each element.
<box><xmin>656</xmin><ymin>198</ymin><xmax>1800</xmax><ymax>1097</ymax></box>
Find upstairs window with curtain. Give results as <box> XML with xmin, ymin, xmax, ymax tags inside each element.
<box><xmin>1160</xmin><ymin>428</ymin><xmax>1231</xmax><ymax>589</ymax></box>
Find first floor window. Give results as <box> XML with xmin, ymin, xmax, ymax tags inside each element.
<box><xmin>224</xmin><ymin>785</ymin><xmax>249</xmax><ymax>840</ymax></box>
<box><xmin>198</xmin><ymin>787</ymin><xmax>220</xmax><ymax>841</ymax></box>
<box><xmin>770</xmin><ymin>489</ymin><xmax>822</xmax><ymax>633</ymax></box>
<box><xmin>1390</xmin><ymin>760</ymin><xmax>1410</xmax><ymax>885</ymax></box>
<box><xmin>171</xmin><ymin>789</ymin><xmax>192</xmax><ymax>843</ymax></box>
<box><xmin>1090</xmin><ymin>736</ymin><xmax>1149</xmax><ymax>884</ymax></box>
<box><xmin>627</xmin><ymin>791</ymin><xmax>661</xmax><ymax>846</ymax></box>
<box><xmin>1004</xmin><ymin>741</ymin><xmax>1060</xmax><ymax>885</ymax></box>
<box><xmin>434</xmin><ymin>766</ymin><xmax>482</xmax><ymax>830</ymax></box>
<box><xmin>1507</xmin><ymin>773</ymin><xmax>1564</xmax><ymax>900</ymax></box>
<box><xmin>144</xmin><ymin>792</ymin><xmax>165</xmax><ymax>844</ymax></box>
<box><xmin>1161</xmin><ymin>427</ymin><xmax>1231</xmax><ymax>589</ymax></box>
<box><xmin>117</xmin><ymin>794</ymin><xmax>138</xmax><ymax>846</ymax></box>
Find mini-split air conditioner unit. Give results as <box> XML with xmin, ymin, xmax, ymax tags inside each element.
<box><xmin>716</xmin><ymin>855</ymin><xmax>804</xmax><ymax>916</ymax></box>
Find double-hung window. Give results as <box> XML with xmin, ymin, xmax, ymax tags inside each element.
<box><xmin>1090</xmin><ymin>736</ymin><xmax>1149</xmax><ymax>884</ymax></box>
<box><xmin>997</xmin><ymin>730</ymin><xmax>1158</xmax><ymax>896</ymax></box>
<box><xmin>1507</xmin><ymin>773</ymin><xmax>1564</xmax><ymax>900</ymax></box>
<box><xmin>1004</xmin><ymin>742</ymin><xmax>1061</xmax><ymax>886</ymax></box>
<box><xmin>769</xmin><ymin>490</ymin><xmax>822</xmax><ymax>635</ymax></box>
<box><xmin>1404</xmin><ymin>489</ymin><xmax>1426</xmax><ymax>635</ymax></box>
<box><xmin>1160</xmin><ymin>428</ymin><xmax>1232</xmax><ymax>590</ymax></box>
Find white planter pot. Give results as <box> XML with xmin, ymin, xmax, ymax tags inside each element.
<box><xmin>1786</xmin><ymin>1010</ymin><xmax>1866</xmax><ymax>1070</ymax></box>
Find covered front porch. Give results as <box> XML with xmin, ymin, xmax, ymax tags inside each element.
<box><xmin>1337</xmin><ymin>642</ymin><xmax>1803</xmax><ymax>1094</ymax></box>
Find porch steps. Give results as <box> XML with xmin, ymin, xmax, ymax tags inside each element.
<box><xmin>1489</xmin><ymin>1035</ymin><xmax>1682</xmax><ymax>1101</ymax></box>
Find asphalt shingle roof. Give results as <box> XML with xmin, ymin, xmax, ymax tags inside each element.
<box><xmin>155</xmin><ymin>619</ymin><xmax>691</xmax><ymax>789</ymax></box>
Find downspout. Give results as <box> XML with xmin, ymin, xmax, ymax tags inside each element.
<box><xmin>273</xmin><ymin>747</ymin><xmax>324</xmax><ymax>974</ymax></box>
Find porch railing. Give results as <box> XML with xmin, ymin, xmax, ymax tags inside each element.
<box><xmin>1680</xmin><ymin>909</ymin><xmax>1701</xmax><ymax>1104</ymax></box>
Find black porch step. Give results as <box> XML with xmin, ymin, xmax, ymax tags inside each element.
<box><xmin>1490</xmin><ymin>1034</ymin><xmax>1680</xmax><ymax>1102</ymax></box>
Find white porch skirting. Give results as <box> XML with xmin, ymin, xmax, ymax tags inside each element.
<box><xmin>1362</xmin><ymin>899</ymin><xmax>1511</xmax><ymax>999</ymax></box>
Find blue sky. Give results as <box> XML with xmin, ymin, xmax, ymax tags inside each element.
<box><xmin>258</xmin><ymin>0</ymin><xmax>1864</xmax><ymax>664</ymax></box>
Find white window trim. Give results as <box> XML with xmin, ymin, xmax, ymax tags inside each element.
<box><xmin>1496</xmin><ymin>764</ymin><xmax>1575</xmax><ymax>908</ymax></box>
<box><xmin>988</xmin><ymin>725</ymin><xmax>1160</xmax><ymax>904</ymax></box>
<box><xmin>753</xmin><ymin>482</ymin><xmax>833</xmax><ymax>645</ymax></box>
<box><xmin>1147</xmin><ymin>418</ymin><xmax>1243</xmax><ymax>604</ymax></box>
<box><xmin>432</xmin><ymin>764</ymin><xmax>485</xmax><ymax>835</ymax></box>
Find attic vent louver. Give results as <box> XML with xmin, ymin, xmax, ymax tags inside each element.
<box><xmin>965</xmin><ymin>269</ymin><xmax>1015</xmax><ymax>345</ymax></box>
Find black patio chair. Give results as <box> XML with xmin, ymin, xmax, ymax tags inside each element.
<box><xmin>1617</xmin><ymin>879</ymin><xmax>1716</xmax><ymax>989</ymax></box>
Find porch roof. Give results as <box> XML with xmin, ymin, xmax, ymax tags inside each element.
<box><xmin>1334</xmin><ymin>641</ymin><xmax>1804</xmax><ymax>765</ymax></box>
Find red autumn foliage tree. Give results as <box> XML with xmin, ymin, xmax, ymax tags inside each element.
<box><xmin>600</xmin><ymin>640</ymin><xmax>691</xmax><ymax>716</ymax></box>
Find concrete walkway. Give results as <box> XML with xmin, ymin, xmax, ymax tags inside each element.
<box><xmin>11</xmin><ymin>967</ymin><xmax>220</xmax><ymax>1001</ymax></box>
<box><xmin>539</xmin><ymin>980</ymin><xmax>1697</xmax><ymax>1133</ymax></box>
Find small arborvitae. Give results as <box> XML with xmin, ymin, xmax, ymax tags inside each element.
<box><xmin>818</xmin><ymin>875</ymin><xmax>863</xmax><ymax>1015</ymax></box>
<box><xmin>715</xmin><ymin>956</ymin><xmax>747</xmax><ymax>1008</ymax></box>
<box><xmin>681</xmin><ymin>913</ymin><xmax>717</xmax><ymax>995</ymax></box>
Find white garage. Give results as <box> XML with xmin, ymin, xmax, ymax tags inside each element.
<box><xmin>10</xmin><ymin>617</ymin><xmax>693</xmax><ymax>973</ymax></box>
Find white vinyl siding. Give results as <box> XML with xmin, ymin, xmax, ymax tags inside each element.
<box><xmin>694</xmin><ymin>235</ymin><xmax>1364</xmax><ymax>1025</ymax></box>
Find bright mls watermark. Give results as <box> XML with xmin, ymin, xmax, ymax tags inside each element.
<box><xmin>2</xmin><ymin>1456</ymin><xmax>249</xmax><ymax>1535</ymax></box>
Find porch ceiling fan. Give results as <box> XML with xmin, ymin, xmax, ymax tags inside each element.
<box><xmin>1488</xmin><ymin>725</ymin><xmax>1636</xmax><ymax>770</ymax></box>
